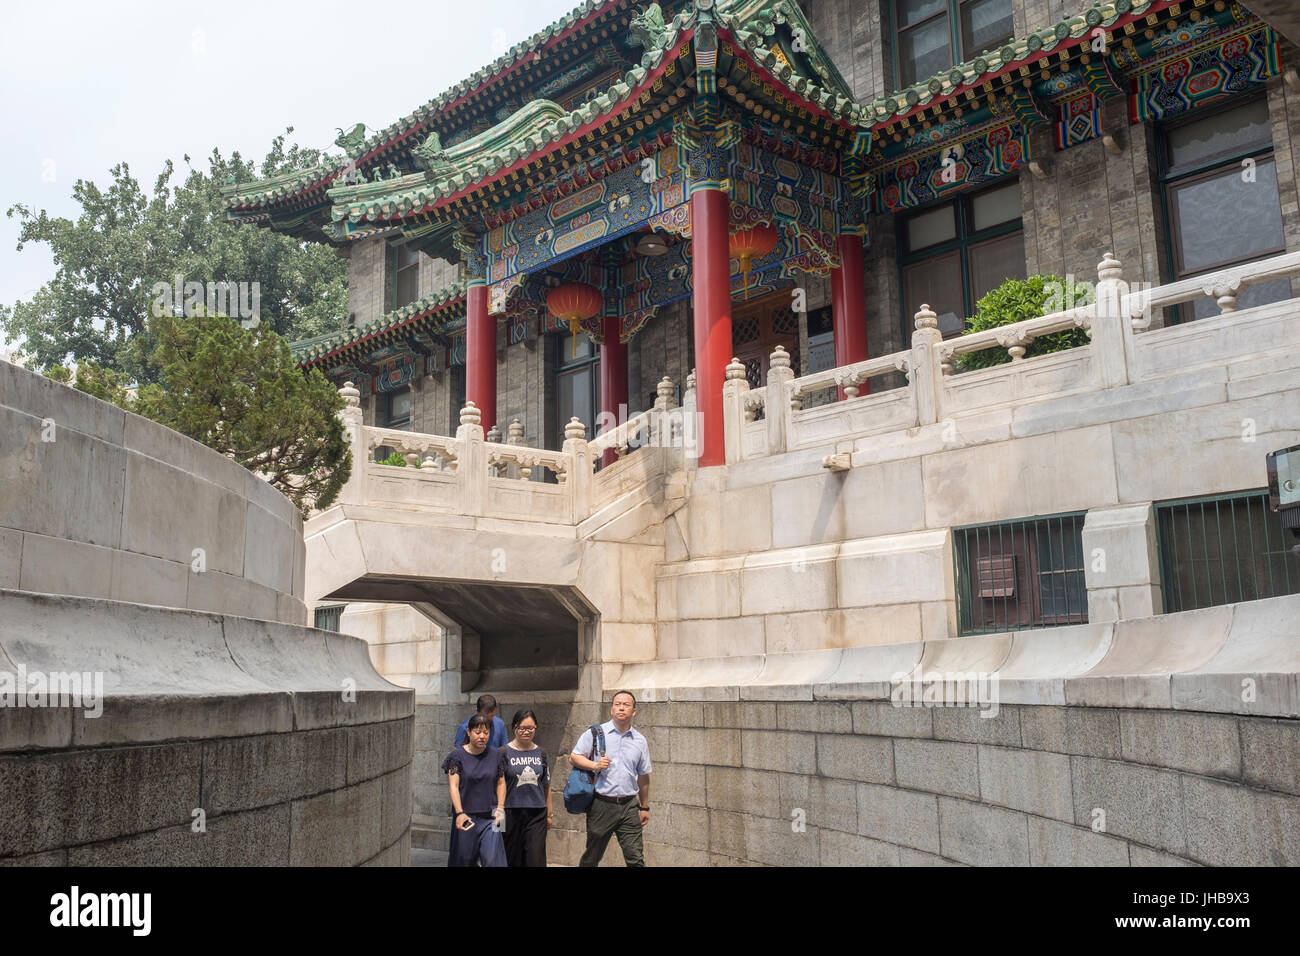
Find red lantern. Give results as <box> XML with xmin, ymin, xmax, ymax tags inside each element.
<box><xmin>729</xmin><ymin>224</ymin><xmax>778</xmax><ymax>297</ymax></box>
<box><xmin>546</xmin><ymin>282</ymin><xmax>604</xmax><ymax>337</ymax></box>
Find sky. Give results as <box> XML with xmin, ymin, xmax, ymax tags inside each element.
<box><xmin>0</xmin><ymin>0</ymin><xmax>584</xmax><ymax>347</ymax></box>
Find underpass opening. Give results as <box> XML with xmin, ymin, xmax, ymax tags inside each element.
<box><xmin>325</xmin><ymin>576</ymin><xmax>594</xmax><ymax>692</ymax></box>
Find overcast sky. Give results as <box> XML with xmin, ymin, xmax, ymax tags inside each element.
<box><xmin>0</xmin><ymin>0</ymin><xmax>582</xmax><ymax>338</ymax></box>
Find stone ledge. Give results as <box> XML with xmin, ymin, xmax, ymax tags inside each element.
<box><xmin>0</xmin><ymin>589</ymin><xmax>413</xmax><ymax>750</ymax></box>
<box><xmin>611</xmin><ymin>593</ymin><xmax>1300</xmax><ymax>718</ymax></box>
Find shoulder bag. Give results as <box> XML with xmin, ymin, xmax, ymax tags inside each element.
<box><xmin>562</xmin><ymin>723</ymin><xmax>606</xmax><ymax>814</ymax></box>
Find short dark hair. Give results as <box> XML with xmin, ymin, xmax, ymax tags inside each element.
<box><xmin>611</xmin><ymin>690</ymin><xmax>636</xmax><ymax>706</ymax></box>
<box><xmin>476</xmin><ymin>694</ymin><xmax>498</xmax><ymax>715</ymax></box>
<box><xmin>511</xmin><ymin>709</ymin><xmax>539</xmax><ymax>733</ymax></box>
<box><xmin>466</xmin><ymin>713</ymin><xmax>493</xmax><ymax>735</ymax></box>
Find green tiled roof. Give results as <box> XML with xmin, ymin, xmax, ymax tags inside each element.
<box><xmin>324</xmin><ymin>2</ymin><xmax>863</xmax><ymax>231</ymax></box>
<box><xmin>291</xmin><ymin>281</ymin><xmax>467</xmax><ymax>364</ymax></box>
<box><xmin>862</xmin><ymin>0</ymin><xmax>1166</xmax><ymax>126</ymax></box>
<box><xmin>226</xmin><ymin>0</ymin><xmax>860</xmax><ymax>226</ymax></box>
<box><xmin>224</xmin><ymin>0</ymin><xmax>642</xmax><ymax>214</ymax></box>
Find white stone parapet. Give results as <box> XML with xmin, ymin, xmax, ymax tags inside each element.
<box><xmin>718</xmin><ymin>248</ymin><xmax>1300</xmax><ymax>462</ymax></box>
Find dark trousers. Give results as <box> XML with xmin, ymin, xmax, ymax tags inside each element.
<box><xmin>504</xmin><ymin>807</ymin><xmax>548</xmax><ymax>867</ymax></box>
<box><xmin>447</xmin><ymin>813</ymin><xmax>508</xmax><ymax>867</ymax></box>
<box><xmin>580</xmin><ymin>797</ymin><xmax>644</xmax><ymax>867</ymax></box>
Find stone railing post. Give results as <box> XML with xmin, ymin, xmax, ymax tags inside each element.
<box><xmin>337</xmin><ymin>381</ymin><xmax>364</xmax><ymax>505</ymax></box>
<box><xmin>455</xmin><ymin>401</ymin><xmax>486</xmax><ymax>517</ymax></box>
<box><xmin>650</xmin><ymin>375</ymin><xmax>678</xmax><ymax>448</ymax></box>
<box><xmin>766</xmin><ymin>345</ymin><xmax>794</xmax><ymax>455</ymax></box>
<box><xmin>909</xmin><ymin>306</ymin><xmax>943</xmax><ymax>426</ymax></box>
<box><xmin>505</xmin><ymin>419</ymin><xmax>526</xmax><ymax>479</ymax></box>
<box><xmin>485</xmin><ymin>422</ymin><xmax>502</xmax><ymax>477</ymax></box>
<box><xmin>561</xmin><ymin>417</ymin><xmax>592</xmax><ymax>522</ymax></box>
<box><xmin>722</xmin><ymin>357</ymin><xmax>749</xmax><ymax>464</ymax></box>
<box><xmin>1092</xmin><ymin>251</ymin><xmax>1132</xmax><ymax>389</ymax></box>
<box><xmin>682</xmin><ymin>369</ymin><xmax>699</xmax><ymax>468</ymax></box>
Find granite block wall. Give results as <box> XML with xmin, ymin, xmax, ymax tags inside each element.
<box><xmin>416</xmin><ymin>698</ymin><xmax>1300</xmax><ymax>866</ymax></box>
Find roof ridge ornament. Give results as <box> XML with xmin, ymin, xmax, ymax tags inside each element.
<box><xmin>627</xmin><ymin>2</ymin><xmax>667</xmax><ymax>51</ymax></box>
<box><xmin>411</xmin><ymin>131</ymin><xmax>457</xmax><ymax>178</ymax></box>
<box><xmin>334</xmin><ymin>123</ymin><xmax>367</xmax><ymax>159</ymax></box>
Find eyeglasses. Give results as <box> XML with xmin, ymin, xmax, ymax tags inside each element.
<box><xmin>516</xmin><ymin>726</ymin><xmax>537</xmax><ymax>733</ymax></box>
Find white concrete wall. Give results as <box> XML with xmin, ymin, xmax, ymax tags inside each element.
<box><xmin>0</xmin><ymin>358</ymin><xmax>307</xmax><ymax>625</ymax></box>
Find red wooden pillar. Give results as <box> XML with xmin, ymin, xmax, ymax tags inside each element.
<box><xmin>689</xmin><ymin>187</ymin><xmax>733</xmax><ymax>467</ymax></box>
<box><xmin>599</xmin><ymin>315</ymin><xmax>628</xmax><ymax>468</ymax></box>
<box><xmin>465</xmin><ymin>281</ymin><xmax>496</xmax><ymax>430</ymax></box>
<box><xmin>832</xmin><ymin>232</ymin><xmax>869</xmax><ymax>397</ymax></box>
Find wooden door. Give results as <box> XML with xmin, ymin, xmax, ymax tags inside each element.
<box><xmin>731</xmin><ymin>289</ymin><xmax>801</xmax><ymax>390</ymax></box>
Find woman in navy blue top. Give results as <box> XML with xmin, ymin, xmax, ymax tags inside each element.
<box><xmin>442</xmin><ymin>713</ymin><xmax>507</xmax><ymax>867</ymax></box>
<box><xmin>502</xmin><ymin>709</ymin><xmax>551</xmax><ymax>867</ymax></box>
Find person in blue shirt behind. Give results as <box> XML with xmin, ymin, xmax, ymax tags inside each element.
<box><xmin>454</xmin><ymin>694</ymin><xmax>508</xmax><ymax>750</ymax></box>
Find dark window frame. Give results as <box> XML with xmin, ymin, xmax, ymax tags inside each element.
<box><xmin>383</xmin><ymin>386</ymin><xmax>412</xmax><ymax>429</ymax></box>
<box><xmin>896</xmin><ymin>178</ymin><xmax>1025</xmax><ymax>342</ymax></box>
<box><xmin>1155</xmin><ymin>93</ymin><xmax>1283</xmax><ymax>324</ymax></box>
<box><xmin>953</xmin><ymin>512</ymin><xmax>1089</xmax><ymax>635</ymax></box>
<box><xmin>391</xmin><ymin>243</ymin><xmax>421</xmax><ymax>310</ymax></box>
<box><xmin>1156</xmin><ymin>488</ymin><xmax>1300</xmax><ymax>612</ymax></box>
<box><xmin>553</xmin><ymin>330</ymin><xmax>600</xmax><ymax>444</ymax></box>
<box><xmin>890</xmin><ymin>0</ymin><xmax>1015</xmax><ymax>90</ymax></box>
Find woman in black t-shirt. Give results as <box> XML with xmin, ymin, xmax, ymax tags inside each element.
<box><xmin>502</xmin><ymin>709</ymin><xmax>551</xmax><ymax>867</ymax></box>
<box><xmin>442</xmin><ymin>713</ymin><xmax>507</xmax><ymax>867</ymax></box>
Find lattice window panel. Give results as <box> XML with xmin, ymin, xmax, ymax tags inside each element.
<box><xmin>771</xmin><ymin>307</ymin><xmax>799</xmax><ymax>336</ymax></box>
<box><xmin>734</xmin><ymin>316</ymin><xmax>761</xmax><ymax>345</ymax></box>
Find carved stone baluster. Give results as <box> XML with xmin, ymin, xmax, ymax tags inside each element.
<box><xmin>336</xmin><ymin>381</ymin><xmax>364</xmax><ymax>505</ymax></box>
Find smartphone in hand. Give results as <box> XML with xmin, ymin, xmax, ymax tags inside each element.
<box><xmin>458</xmin><ymin>817</ymin><xmax>475</xmax><ymax>831</ymax></box>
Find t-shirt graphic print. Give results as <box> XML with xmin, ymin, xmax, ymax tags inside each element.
<box><xmin>503</xmin><ymin>746</ymin><xmax>550</xmax><ymax>809</ymax></box>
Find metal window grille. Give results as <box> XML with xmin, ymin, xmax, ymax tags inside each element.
<box><xmin>954</xmin><ymin>512</ymin><xmax>1088</xmax><ymax>635</ymax></box>
<box><xmin>313</xmin><ymin>606</ymin><xmax>344</xmax><ymax>632</ymax></box>
<box><xmin>1156</xmin><ymin>490</ymin><xmax>1299</xmax><ymax>612</ymax></box>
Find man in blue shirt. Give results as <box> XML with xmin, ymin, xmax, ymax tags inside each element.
<box><xmin>453</xmin><ymin>694</ymin><xmax>509</xmax><ymax>750</ymax></box>
<box><xmin>570</xmin><ymin>690</ymin><xmax>652</xmax><ymax>867</ymax></box>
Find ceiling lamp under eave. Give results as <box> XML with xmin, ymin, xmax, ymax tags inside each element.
<box><xmin>546</xmin><ymin>282</ymin><xmax>603</xmax><ymax>337</ymax></box>
<box><xmin>636</xmin><ymin>233</ymin><xmax>670</xmax><ymax>256</ymax></box>
<box><xmin>729</xmin><ymin>224</ymin><xmax>778</xmax><ymax>297</ymax></box>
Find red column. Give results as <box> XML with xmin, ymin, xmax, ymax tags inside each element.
<box><xmin>832</xmin><ymin>232</ymin><xmax>869</xmax><ymax>397</ymax></box>
<box><xmin>465</xmin><ymin>282</ymin><xmax>496</xmax><ymax>430</ymax></box>
<box><xmin>689</xmin><ymin>187</ymin><xmax>733</xmax><ymax>467</ymax></box>
<box><xmin>599</xmin><ymin>315</ymin><xmax>628</xmax><ymax>468</ymax></box>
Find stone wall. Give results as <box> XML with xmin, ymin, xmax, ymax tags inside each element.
<box><xmin>414</xmin><ymin>694</ymin><xmax>1299</xmax><ymax>866</ymax></box>
<box><xmin>0</xmin><ymin>359</ymin><xmax>307</xmax><ymax>626</ymax></box>
<box><xmin>657</xmin><ymin>342</ymin><xmax>1300</xmax><ymax>654</ymax></box>
<box><xmin>346</xmin><ymin>237</ymin><xmax>389</xmax><ymax>328</ymax></box>
<box><xmin>1</xmin><ymin>367</ymin><xmax>412</xmax><ymax>866</ymax></box>
<box><xmin>0</xmin><ymin>585</ymin><xmax>413</xmax><ymax>865</ymax></box>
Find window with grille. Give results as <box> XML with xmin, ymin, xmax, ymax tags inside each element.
<box><xmin>1156</xmin><ymin>490</ymin><xmax>1300</xmax><ymax>612</ymax></box>
<box><xmin>954</xmin><ymin>513</ymin><xmax>1088</xmax><ymax>634</ymax></box>
<box><xmin>313</xmin><ymin>606</ymin><xmax>344</xmax><ymax>631</ymax></box>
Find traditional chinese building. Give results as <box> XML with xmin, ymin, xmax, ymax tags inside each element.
<box><xmin>225</xmin><ymin>0</ymin><xmax>1295</xmax><ymax>469</ymax></box>
<box><xmin>214</xmin><ymin>0</ymin><xmax>1300</xmax><ymax>867</ymax></box>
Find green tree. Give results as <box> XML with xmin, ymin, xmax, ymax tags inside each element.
<box><xmin>957</xmin><ymin>274</ymin><xmax>1094</xmax><ymax>372</ymax></box>
<box><xmin>53</xmin><ymin>312</ymin><xmax>352</xmax><ymax>517</ymax></box>
<box><xmin>3</xmin><ymin>129</ymin><xmax>346</xmax><ymax>380</ymax></box>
